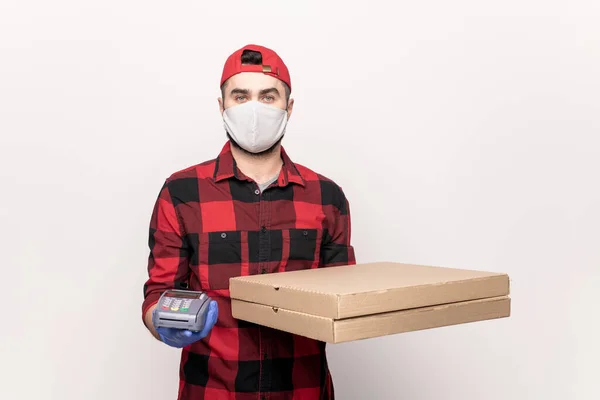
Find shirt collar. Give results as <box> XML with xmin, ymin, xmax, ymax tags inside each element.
<box><xmin>213</xmin><ymin>141</ymin><xmax>305</xmax><ymax>187</ymax></box>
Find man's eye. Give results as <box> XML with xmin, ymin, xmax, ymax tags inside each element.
<box><xmin>263</xmin><ymin>96</ymin><xmax>274</xmax><ymax>102</ymax></box>
<box><xmin>235</xmin><ymin>96</ymin><xmax>246</xmax><ymax>101</ymax></box>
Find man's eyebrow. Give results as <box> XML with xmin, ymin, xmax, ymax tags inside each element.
<box><xmin>229</xmin><ymin>88</ymin><xmax>249</xmax><ymax>96</ymax></box>
<box><xmin>259</xmin><ymin>87</ymin><xmax>280</xmax><ymax>96</ymax></box>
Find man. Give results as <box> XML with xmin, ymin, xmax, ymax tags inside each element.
<box><xmin>142</xmin><ymin>44</ymin><xmax>356</xmax><ymax>400</ymax></box>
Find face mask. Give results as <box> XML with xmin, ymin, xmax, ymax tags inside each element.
<box><xmin>223</xmin><ymin>101</ymin><xmax>288</xmax><ymax>153</ymax></box>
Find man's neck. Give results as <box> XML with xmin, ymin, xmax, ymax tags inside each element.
<box><xmin>230</xmin><ymin>143</ymin><xmax>283</xmax><ymax>184</ymax></box>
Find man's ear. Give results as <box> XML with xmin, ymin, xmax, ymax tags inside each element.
<box><xmin>286</xmin><ymin>98</ymin><xmax>294</xmax><ymax>119</ymax></box>
<box><xmin>218</xmin><ymin>97</ymin><xmax>224</xmax><ymax>115</ymax></box>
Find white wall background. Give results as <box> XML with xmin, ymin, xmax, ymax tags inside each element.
<box><xmin>1</xmin><ymin>1</ymin><xmax>599</xmax><ymax>399</ymax></box>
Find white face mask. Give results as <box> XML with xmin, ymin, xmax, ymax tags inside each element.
<box><xmin>223</xmin><ymin>101</ymin><xmax>288</xmax><ymax>153</ymax></box>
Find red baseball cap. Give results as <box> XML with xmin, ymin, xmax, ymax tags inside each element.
<box><xmin>220</xmin><ymin>44</ymin><xmax>292</xmax><ymax>92</ymax></box>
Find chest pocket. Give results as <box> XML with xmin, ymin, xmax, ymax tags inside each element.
<box><xmin>279</xmin><ymin>228</ymin><xmax>323</xmax><ymax>272</ymax></box>
<box><xmin>195</xmin><ymin>230</ymin><xmax>247</xmax><ymax>291</ymax></box>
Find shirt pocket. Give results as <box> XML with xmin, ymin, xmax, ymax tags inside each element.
<box><xmin>279</xmin><ymin>228</ymin><xmax>323</xmax><ymax>272</ymax></box>
<box><xmin>195</xmin><ymin>230</ymin><xmax>247</xmax><ymax>291</ymax></box>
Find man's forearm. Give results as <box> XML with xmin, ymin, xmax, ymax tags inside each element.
<box><xmin>144</xmin><ymin>303</ymin><xmax>161</xmax><ymax>341</ymax></box>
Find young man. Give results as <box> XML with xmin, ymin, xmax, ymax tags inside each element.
<box><xmin>141</xmin><ymin>44</ymin><xmax>356</xmax><ymax>400</ymax></box>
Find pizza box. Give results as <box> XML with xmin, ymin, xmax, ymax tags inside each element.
<box><xmin>229</xmin><ymin>262</ymin><xmax>511</xmax><ymax>343</ymax></box>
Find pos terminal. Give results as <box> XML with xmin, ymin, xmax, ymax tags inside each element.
<box><xmin>153</xmin><ymin>289</ymin><xmax>212</xmax><ymax>332</ymax></box>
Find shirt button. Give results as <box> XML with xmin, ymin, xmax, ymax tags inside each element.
<box><xmin>254</xmin><ymin>189</ymin><xmax>260</xmax><ymax>195</ymax></box>
<box><xmin>303</xmin><ymin>230</ymin><xmax>308</xmax><ymax>236</ymax></box>
<box><xmin>220</xmin><ymin>232</ymin><xmax>227</xmax><ymax>238</ymax></box>
<box><xmin>261</xmin><ymin>268</ymin><xmax>266</xmax><ymax>274</ymax></box>
<box><xmin>261</xmin><ymin>226</ymin><xmax>267</xmax><ymax>233</ymax></box>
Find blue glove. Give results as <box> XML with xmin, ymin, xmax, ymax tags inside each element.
<box><xmin>152</xmin><ymin>300</ymin><xmax>218</xmax><ymax>348</ymax></box>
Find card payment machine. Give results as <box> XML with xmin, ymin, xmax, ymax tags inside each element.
<box><xmin>154</xmin><ymin>289</ymin><xmax>211</xmax><ymax>332</ymax></box>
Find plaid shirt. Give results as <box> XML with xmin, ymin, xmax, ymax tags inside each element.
<box><xmin>142</xmin><ymin>142</ymin><xmax>356</xmax><ymax>400</ymax></box>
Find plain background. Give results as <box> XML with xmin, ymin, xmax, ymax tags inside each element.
<box><xmin>1</xmin><ymin>1</ymin><xmax>599</xmax><ymax>399</ymax></box>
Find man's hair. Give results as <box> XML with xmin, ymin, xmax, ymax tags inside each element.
<box><xmin>220</xmin><ymin>50</ymin><xmax>291</xmax><ymax>102</ymax></box>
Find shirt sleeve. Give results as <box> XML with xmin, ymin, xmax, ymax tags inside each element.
<box><xmin>141</xmin><ymin>180</ymin><xmax>191</xmax><ymax>321</ymax></box>
<box><xmin>320</xmin><ymin>185</ymin><xmax>356</xmax><ymax>267</ymax></box>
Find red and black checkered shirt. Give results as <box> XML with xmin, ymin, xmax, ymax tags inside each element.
<box><xmin>142</xmin><ymin>142</ymin><xmax>356</xmax><ymax>400</ymax></box>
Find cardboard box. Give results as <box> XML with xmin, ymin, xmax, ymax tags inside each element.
<box><xmin>230</xmin><ymin>262</ymin><xmax>511</xmax><ymax>343</ymax></box>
